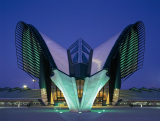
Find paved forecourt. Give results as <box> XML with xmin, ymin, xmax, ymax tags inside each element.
<box><xmin>0</xmin><ymin>106</ymin><xmax>160</xmax><ymax>121</ymax></box>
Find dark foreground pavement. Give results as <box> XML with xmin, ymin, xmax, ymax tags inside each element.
<box><xmin>0</xmin><ymin>106</ymin><xmax>160</xmax><ymax>121</ymax></box>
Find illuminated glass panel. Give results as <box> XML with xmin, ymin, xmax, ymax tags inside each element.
<box><xmin>71</xmin><ymin>45</ymin><xmax>78</xmax><ymax>54</ymax></box>
<box><xmin>73</xmin><ymin>53</ymin><xmax>78</xmax><ymax>63</ymax></box>
<box><xmin>82</xmin><ymin>45</ymin><xmax>89</xmax><ymax>54</ymax></box>
<box><xmin>82</xmin><ymin>40</ymin><xmax>91</xmax><ymax>50</ymax></box>
<box><xmin>82</xmin><ymin>53</ymin><xmax>88</xmax><ymax>63</ymax></box>
<box><xmin>69</xmin><ymin>40</ymin><xmax>79</xmax><ymax>50</ymax></box>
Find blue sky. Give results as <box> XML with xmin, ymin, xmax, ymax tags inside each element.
<box><xmin>0</xmin><ymin>0</ymin><xmax>160</xmax><ymax>89</ymax></box>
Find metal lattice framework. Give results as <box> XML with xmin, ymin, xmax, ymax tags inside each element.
<box><xmin>67</xmin><ymin>39</ymin><xmax>92</xmax><ymax>64</ymax></box>
<box><xmin>15</xmin><ymin>21</ymin><xmax>41</xmax><ymax>80</ymax></box>
<box><xmin>119</xmin><ymin>21</ymin><xmax>145</xmax><ymax>82</ymax></box>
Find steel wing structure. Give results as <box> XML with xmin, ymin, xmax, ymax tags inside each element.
<box><xmin>15</xmin><ymin>21</ymin><xmax>145</xmax><ymax>112</ymax></box>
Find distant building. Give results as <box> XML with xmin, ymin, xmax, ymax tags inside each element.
<box><xmin>14</xmin><ymin>21</ymin><xmax>145</xmax><ymax>112</ymax></box>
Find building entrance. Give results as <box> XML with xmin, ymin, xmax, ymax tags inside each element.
<box><xmin>51</xmin><ymin>80</ymin><xmax>109</xmax><ymax>106</ymax></box>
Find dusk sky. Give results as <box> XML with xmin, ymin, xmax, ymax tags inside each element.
<box><xmin>0</xmin><ymin>0</ymin><xmax>160</xmax><ymax>89</ymax></box>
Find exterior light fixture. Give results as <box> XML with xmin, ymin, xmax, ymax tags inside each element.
<box><xmin>103</xmin><ymin>110</ymin><xmax>105</xmax><ymax>111</ymax></box>
<box><xmin>23</xmin><ymin>85</ymin><xmax>27</xmax><ymax>88</ymax></box>
<box><xmin>60</xmin><ymin>112</ymin><xmax>62</xmax><ymax>113</ymax></box>
<box><xmin>98</xmin><ymin>112</ymin><xmax>101</xmax><ymax>113</ymax></box>
<box><xmin>56</xmin><ymin>110</ymin><xmax>58</xmax><ymax>111</ymax></box>
<box><xmin>33</xmin><ymin>79</ymin><xmax>36</xmax><ymax>89</ymax></box>
<box><xmin>79</xmin><ymin>112</ymin><xmax>82</xmax><ymax>113</ymax></box>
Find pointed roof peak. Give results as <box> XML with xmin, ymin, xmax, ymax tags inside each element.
<box><xmin>68</xmin><ymin>38</ymin><xmax>92</xmax><ymax>50</ymax></box>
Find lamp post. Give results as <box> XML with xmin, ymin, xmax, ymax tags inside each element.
<box><xmin>23</xmin><ymin>85</ymin><xmax>27</xmax><ymax>88</ymax></box>
<box><xmin>33</xmin><ymin>79</ymin><xmax>36</xmax><ymax>89</ymax></box>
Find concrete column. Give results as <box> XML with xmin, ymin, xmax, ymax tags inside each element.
<box><xmin>18</xmin><ymin>101</ymin><xmax>20</xmax><ymax>107</ymax></box>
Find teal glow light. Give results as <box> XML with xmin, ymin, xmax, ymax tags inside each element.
<box><xmin>60</xmin><ymin>112</ymin><xmax>63</xmax><ymax>113</ymax></box>
<box><xmin>22</xmin><ymin>27</ymin><xmax>41</xmax><ymax>78</ymax></box>
<box><xmin>51</xmin><ymin>70</ymin><xmax>80</xmax><ymax>112</ymax></box>
<box><xmin>103</xmin><ymin>110</ymin><xmax>105</xmax><ymax>111</ymax></box>
<box><xmin>81</xmin><ymin>70</ymin><xmax>109</xmax><ymax>112</ymax></box>
<box><xmin>36</xmin><ymin>109</ymin><xmax>69</xmax><ymax>113</ymax></box>
<box><xmin>91</xmin><ymin>109</ymin><xmax>125</xmax><ymax>113</ymax></box>
<box><xmin>79</xmin><ymin>112</ymin><xmax>82</xmax><ymax>113</ymax></box>
<box><xmin>98</xmin><ymin>112</ymin><xmax>101</xmax><ymax>113</ymax></box>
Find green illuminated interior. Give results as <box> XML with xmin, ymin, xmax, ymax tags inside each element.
<box><xmin>119</xmin><ymin>28</ymin><xmax>139</xmax><ymax>78</ymax></box>
<box><xmin>22</xmin><ymin>28</ymin><xmax>41</xmax><ymax>78</ymax></box>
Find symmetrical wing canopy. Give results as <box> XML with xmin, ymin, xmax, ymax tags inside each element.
<box><xmin>15</xmin><ymin>21</ymin><xmax>145</xmax><ymax>82</ymax></box>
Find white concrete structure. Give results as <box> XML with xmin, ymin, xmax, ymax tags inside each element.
<box><xmin>40</xmin><ymin>32</ymin><xmax>69</xmax><ymax>75</ymax></box>
<box><xmin>91</xmin><ymin>32</ymin><xmax>121</xmax><ymax>75</ymax></box>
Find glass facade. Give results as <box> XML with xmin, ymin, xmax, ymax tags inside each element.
<box><xmin>51</xmin><ymin>84</ymin><xmax>67</xmax><ymax>106</ymax></box>
<box><xmin>51</xmin><ymin>80</ymin><xmax>109</xmax><ymax>107</ymax></box>
<box><xmin>76</xmin><ymin>79</ymin><xmax>84</xmax><ymax>98</ymax></box>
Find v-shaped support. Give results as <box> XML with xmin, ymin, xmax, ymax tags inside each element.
<box><xmin>51</xmin><ymin>70</ymin><xmax>109</xmax><ymax>112</ymax></box>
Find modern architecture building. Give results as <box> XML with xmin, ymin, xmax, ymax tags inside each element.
<box><xmin>14</xmin><ymin>21</ymin><xmax>145</xmax><ymax>112</ymax></box>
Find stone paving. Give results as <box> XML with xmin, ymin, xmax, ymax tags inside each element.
<box><xmin>0</xmin><ymin>106</ymin><xmax>160</xmax><ymax>121</ymax></box>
